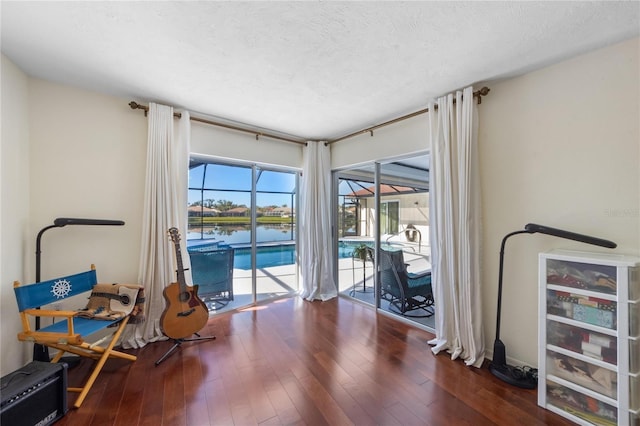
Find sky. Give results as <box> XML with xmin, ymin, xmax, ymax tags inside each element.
<box><xmin>188</xmin><ymin>163</ymin><xmax>297</xmax><ymax>208</ymax></box>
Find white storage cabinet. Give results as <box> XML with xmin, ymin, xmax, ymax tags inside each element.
<box><xmin>538</xmin><ymin>249</ymin><xmax>639</xmax><ymax>426</ymax></box>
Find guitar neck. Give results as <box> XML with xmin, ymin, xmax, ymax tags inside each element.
<box><xmin>169</xmin><ymin>228</ymin><xmax>187</xmax><ymax>292</ymax></box>
<box><xmin>172</xmin><ymin>237</ymin><xmax>188</xmax><ymax>291</ymax></box>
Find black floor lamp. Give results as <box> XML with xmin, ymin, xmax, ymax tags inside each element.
<box><xmin>34</xmin><ymin>217</ymin><xmax>125</xmax><ymax>362</ymax></box>
<box><xmin>489</xmin><ymin>223</ymin><xmax>617</xmax><ymax>389</ymax></box>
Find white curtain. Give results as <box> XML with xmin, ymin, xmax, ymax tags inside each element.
<box><xmin>121</xmin><ymin>103</ymin><xmax>191</xmax><ymax>349</ymax></box>
<box><xmin>299</xmin><ymin>141</ymin><xmax>337</xmax><ymax>301</ymax></box>
<box><xmin>427</xmin><ymin>86</ymin><xmax>484</xmax><ymax>367</ymax></box>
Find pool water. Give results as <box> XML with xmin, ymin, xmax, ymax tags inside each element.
<box><xmin>233</xmin><ymin>245</ymin><xmax>295</xmax><ymax>270</ymax></box>
<box><xmin>189</xmin><ymin>240</ymin><xmax>384</xmax><ymax>270</ymax></box>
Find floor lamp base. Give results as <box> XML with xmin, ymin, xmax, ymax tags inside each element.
<box><xmin>489</xmin><ymin>362</ymin><xmax>537</xmax><ymax>389</ymax></box>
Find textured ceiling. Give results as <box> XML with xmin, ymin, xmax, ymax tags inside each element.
<box><xmin>1</xmin><ymin>1</ymin><xmax>638</xmax><ymax>141</ymax></box>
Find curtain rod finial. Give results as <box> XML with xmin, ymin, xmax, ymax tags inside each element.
<box><xmin>129</xmin><ymin>101</ymin><xmax>140</xmax><ymax>110</ymax></box>
<box><xmin>476</xmin><ymin>87</ymin><xmax>490</xmax><ymax>104</ymax></box>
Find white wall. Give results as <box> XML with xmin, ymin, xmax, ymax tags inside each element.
<box><xmin>28</xmin><ymin>80</ymin><xmax>147</xmax><ymax>284</ymax></box>
<box><xmin>331</xmin><ymin>112</ymin><xmax>427</xmax><ymax>170</ymax></box>
<box><xmin>480</xmin><ymin>37</ymin><xmax>639</xmax><ymax>366</ymax></box>
<box><xmin>1</xmin><ymin>55</ymin><xmax>31</xmax><ymax>375</ymax></box>
<box><xmin>191</xmin><ymin>121</ymin><xmax>303</xmax><ymax>169</ymax></box>
<box><xmin>331</xmin><ymin>37</ymin><xmax>639</xmax><ymax>367</ymax></box>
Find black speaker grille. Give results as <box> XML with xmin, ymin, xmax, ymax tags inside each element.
<box><xmin>1</xmin><ymin>361</ymin><xmax>68</xmax><ymax>426</ymax></box>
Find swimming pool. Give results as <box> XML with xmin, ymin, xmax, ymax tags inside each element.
<box><xmin>187</xmin><ymin>240</ymin><xmax>395</xmax><ymax>270</ymax></box>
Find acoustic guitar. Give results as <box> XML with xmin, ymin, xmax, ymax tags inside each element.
<box><xmin>160</xmin><ymin>227</ymin><xmax>209</xmax><ymax>339</ymax></box>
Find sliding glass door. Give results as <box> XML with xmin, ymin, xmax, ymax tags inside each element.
<box><xmin>188</xmin><ymin>158</ymin><xmax>299</xmax><ymax>313</ymax></box>
<box><xmin>255</xmin><ymin>167</ymin><xmax>298</xmax><ymax>301</ymax></box>
<box><xmin>335</xmin><ymin>172</ymin><xmax>377</xmax><ymax>303</ymax></box>
<box><xmin>334</xmin><ymin>153</ymin><xmax>432</xmax><ymax>329</ymax></box>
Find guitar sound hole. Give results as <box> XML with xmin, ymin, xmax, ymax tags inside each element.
<box><xmin>179</xmin><ymin>292</ymin><xmax>190</xmax><ymax>303</ymax></box>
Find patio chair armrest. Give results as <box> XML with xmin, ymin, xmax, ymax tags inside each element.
<box><xmin>407</xmin><ymin>270</ymin><xmax>431</xmax><ymax>280</ymax></box>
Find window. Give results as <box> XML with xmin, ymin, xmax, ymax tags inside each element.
<box><xmin>380</xmin><ymin>200</ymin><xmax>399</xmax><ymax>235</ymax></box>
<box><xmin>188</xmin><ymin>162</ymin><xmax>252</xmax><ymax>242</ymax></box>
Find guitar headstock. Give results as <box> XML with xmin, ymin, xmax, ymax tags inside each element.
<box><xmin>168</xmin><ymin>227</ymin><xmax>181</xmax><ymax>245</ymax></box>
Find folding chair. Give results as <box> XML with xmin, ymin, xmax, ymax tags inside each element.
<box><xmin>13</xmin><ymin>265</ymin><xmax>142</xmax><ymax>408</ymax></box>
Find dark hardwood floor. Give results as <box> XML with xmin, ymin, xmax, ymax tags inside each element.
<box><xmin>56</xmin><ymin>296</ymin><xmax>572</xmax><ymax>425</ymax></box>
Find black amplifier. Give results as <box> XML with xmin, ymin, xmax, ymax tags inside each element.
<box><xmin>1</xmin><ymin>361</ymin><xmax>68</xmax><ymax>426</ymax></box>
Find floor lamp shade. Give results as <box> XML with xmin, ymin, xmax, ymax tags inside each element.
<box><xmin>52</xmin><ymin>218</ymin><xmax>125</xmax><ymax>227</ymax></box>
<box><xmin>489</xmin><ymin>223</ymin><xmax>616</xmax><ymax>389</ymax></box>
<box><xmin>524</xmin><ymin>223</ymin><xmax>616</xmax><ymax>249</ymax></box>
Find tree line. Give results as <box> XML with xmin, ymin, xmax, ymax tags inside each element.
<box><xmin>190</xmin><ymin>199</ymin><xmax>288</xmax><ymax>211</ymax></box>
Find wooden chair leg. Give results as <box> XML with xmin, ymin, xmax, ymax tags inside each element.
<box><xmin>50</xmin><ymin>349</ymin><xmax>65</xmax><ymax>363</ymax></box>
<box><xmin>71</xmin><ymin>317</ymin><xmax>133</xmax><ymax>408</ymax></box>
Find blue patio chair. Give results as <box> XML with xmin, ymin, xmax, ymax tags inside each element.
<box><xmin>379</xmin><ymin>249</ymin><xmax>434</xmax><ymax>317</ymax></box>
<box><xmin>189</xmin><ymin>248</ymin><xmax>234</xmax><ymax>306</ymax></box>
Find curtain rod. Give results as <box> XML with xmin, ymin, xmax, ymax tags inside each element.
<box><xmin>326</xmin><ymin>86</ymin><xmax>490</xmax><ymax>145</ymax></box>
<box><xmin>128</xmin><ymin>102</ymin><xmax>308</xmax><ymax>146</ymax></box>
<box><xmin>130</xmin><ymin>86</ymin><xmax>489</xmax><ymax>147</ymax></box>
